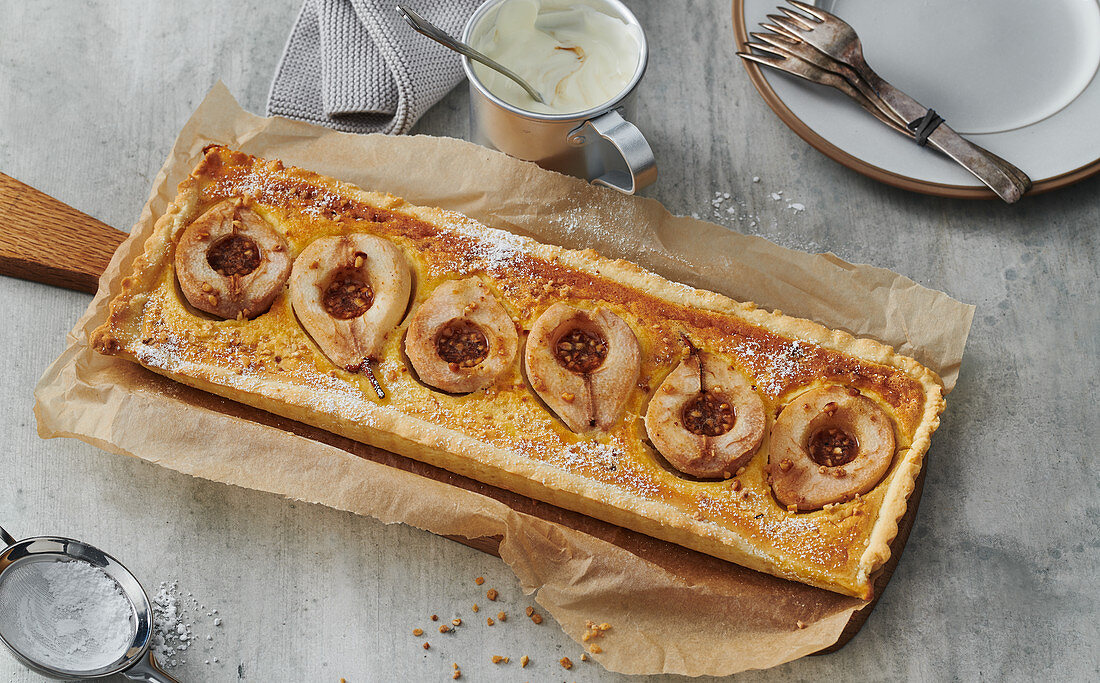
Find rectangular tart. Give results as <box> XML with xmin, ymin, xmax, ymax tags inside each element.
<box><xmin>93</xmin><ymin>146</ymin><xmax>945</xmax><ymax>598</ymax></box>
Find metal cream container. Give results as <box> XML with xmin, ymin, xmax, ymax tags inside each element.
<box><xmin>461</xmin><ymin>0</ymin><xmax>657</xmax><ymax>194</ymax></box>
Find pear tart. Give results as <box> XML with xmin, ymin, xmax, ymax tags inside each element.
<box><xmin>92</xmin><ymin>146</ymin><xmax>945</xmax><ymax>598</ymax></box>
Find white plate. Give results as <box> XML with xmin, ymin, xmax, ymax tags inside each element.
<box><xmin>735</xmin><ymin>0</ymin><xmax>1100</xmax><ymax>196</ymax></box>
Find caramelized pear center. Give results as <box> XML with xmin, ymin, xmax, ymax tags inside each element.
<box><xmin>554</xmin><ymin>328</ymin><xmax>607</xmax><ymax>374</ymax></box>
<box><xmin>435</xmin><ymin>320</ymin><xmax>489</xmax><ymax>368</ymax></box>
<box><xmin>681</xmin><ymin>394</ymin><xmax>735</xmax><ymax>436</ymax></box>
<box><xmin>207</xmin><ymin>234</ymin><xmax>260</xmax><ymax>277</ymax></box>
<box><xmin>807</xmin><ymin>427</ymin><xmax>859</xmax><ymax>467</ymax></box>
<box><xmin>322</xmin><ymin>270</ymin><xmax>375</xmax><ymax>320</ymax></box>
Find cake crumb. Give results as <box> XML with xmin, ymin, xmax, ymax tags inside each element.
<box><xmin>560</xmin><ymin>657</ymin><xmax>573</xmax><ymax>670</ymax></box>
<box><xmin>582</xmin><ymin>620</ymin><xmax>611</xmax><ymax>644</ymax></box>
<box><xmin>520</xmin><ymin>655</ymin><xmax>529</xmax><ymax>668</ymax></box>
<box><xmin>412</xmin><ymin>628</ymin><xmax>423</xmax><ymax>637</ymax></box>
<box><xmin>423</xmin><ymin>642</ymin><xmax>430</xmax><ymax>650</ymax></box>
<box><xmin>472</xmin><ymin>603</ymin><xmax>479</xmax><ymax>613</ymax></box>
<box><xmin>497</xmin><ymin>611</ymin><xmax>506</xmax><ymax>622</ymax></box>
<box><xmin>475</xmin><ymin>577</ymin><xmax>485</xmax><ymax>586</ymax></box>
<box><xmin>486</xmin><ymin>588</ymin><xmax>499</xmax><ymax>601</ymax></box>
<box><xmin>797</xmin><ymin>620</ymin><xmax>807</xmax><ymax>629</ymax></box>
<box><xmin>487</xmin><ymin>617</ymin><xmax>495</xmax><ymax>626</ymax></box>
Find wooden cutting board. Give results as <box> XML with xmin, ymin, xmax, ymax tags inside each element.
<box><xmin>0</xmin><ymin>173</ymin><xmax>126</xmax><ymax>292</ymax></box>
<box><xmin>0</xmin><ymin>172</ymin><xmax>927</xmax><ymax>654</ymax></box>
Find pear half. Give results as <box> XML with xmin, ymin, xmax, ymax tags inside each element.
<box><xmin>174</xmin><ymin>199</ymin><xmax>292</xmax><ymax>319</ymax></box>
<box><xmin>769</xmin><ymin>385</ymin><xmax>896</xmax><ymax>511</ymax></box>
<box><xmin>289</xmin><ymin>234</ymin><xmax>411</xmax><ymax>372</ymax></box>
<box><xmin>404</xmin><ymin>278</ymin><xmax>519</xmax><ymax>393</ymax></box>
<box><xmin>525</xmin><ymin>303</ymin><xmax>640</xmax><ymax>432</ymax></box>
<box><xmin>644</xmin><ymin>351</ymin><xmax>766</xmax><ymax>479</ymax></box>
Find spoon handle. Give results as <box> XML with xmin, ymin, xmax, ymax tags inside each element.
<box><xmin>0</xmin><ymin>525</ymin><xmax>15</xmax><ymax>547</ymax></box>
<box><xmin>395</xmin><ymin>4</ymin><xmax>547</xmax><ymax>104</ymax></box>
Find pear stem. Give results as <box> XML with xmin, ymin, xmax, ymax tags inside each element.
<box><xmin>364</xmin><ymin>358</ymin><xmax>385</xmax><ymax>399</ymax></box>
<box><xmin>680</xmin><ymin>333</ymin><xmax>707</xmax><ymax>394</ymax></box>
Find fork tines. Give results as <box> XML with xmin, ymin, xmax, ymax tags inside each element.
<box><xmin>739</xmin><ymin>4</ymin><xmax>912</xmax><ymax>134</ymax></box>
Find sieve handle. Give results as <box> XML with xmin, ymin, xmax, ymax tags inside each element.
<box><xmin>0</xmin><ymin>525</ymin><xmax>15</xmax><ymax>547</ymax></box>
<box><xmin>122</xmin><ymin>650</ymin><xmax>180</xmax><ymax>682</ymax></box>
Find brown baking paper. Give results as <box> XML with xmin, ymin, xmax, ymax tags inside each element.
<box><xmin>34</xmin><ymin>82</ymin><xmax>973</xmax><ymax>676</ymax></box>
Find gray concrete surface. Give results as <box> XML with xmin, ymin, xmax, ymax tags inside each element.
<box><xmin>1</xmin><ymin>1</ymin><xmax>1097</xmax><ymax>681</ymax></box>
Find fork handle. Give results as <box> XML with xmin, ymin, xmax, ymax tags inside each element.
<box><xmin>837</xmin><ymin>72</ymin><xmax>1033</xmax><ymax>193</ymax></box>
<box><xmin>924</xmin><ymin>121</ymin><xmax>1030</xmax><ymax>203</ymax></box>
<box><xmin>846</xmin><ymin>78</ymin><xmax>1031</xmax><ymax>190</ymax></box>
<box><xmin>859</xmin><ymin>70</ymin><xmax>1030</xmax><ymax>202</ymax></box>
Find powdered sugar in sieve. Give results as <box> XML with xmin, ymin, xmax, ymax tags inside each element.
<box><xmin>0</xmin><ymin>558</ymin><xmax>136</xmax><ymax>672</ymax></box>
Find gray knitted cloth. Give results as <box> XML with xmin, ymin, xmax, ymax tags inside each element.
<box><xmin>268</xmin><ymin>0</ymin><xmax>481</xmax><ymax>134</ymax></box>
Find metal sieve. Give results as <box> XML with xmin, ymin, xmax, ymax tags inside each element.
<box><xmin>0</xmin><ymin>525</ymin><xmax>179</xmax><ymax>682</ymax></box>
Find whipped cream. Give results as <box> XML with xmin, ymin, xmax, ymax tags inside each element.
<box><xmin>470</xmin><ymin>0</ymin><xmax>643</xmax><ymax>115</ymax></box>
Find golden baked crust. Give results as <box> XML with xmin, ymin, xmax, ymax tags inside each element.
<box><xmin>92</xmin><ymin>146</ymin><xmax>945</xmax><ymax>598</ymax></box>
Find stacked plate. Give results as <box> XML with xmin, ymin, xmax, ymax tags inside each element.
<box><xmin>735</xmin><ymin>0</ymin><xmax>1100</xmax><ymax>197</ymax></box>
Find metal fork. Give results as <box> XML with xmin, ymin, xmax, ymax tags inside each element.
<box><xmin>741</xmin><ymin>27</ymin><xmax>1033</xmax><ymax>193</ymax></box>
<box><xmin>738</xmin><ymin>45</ymin><xmax>913</xmax><ymax>136</ymax></box>
<box><xmin>764</xmin><ymin>0</ymin><xmax>1030</xmax><ymax>202</ymax></box>
<box><xmin>753</xmin><ymin>24</ymin><xmax>907</xmax><ymax>128</ymax></box>
<box><xmin>747</xmin><ymin>26</ymin><xmax>908</xmax><ymax>128</ymax></box>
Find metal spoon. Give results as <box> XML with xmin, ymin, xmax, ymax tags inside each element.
<box><xmin>395</xmin><ymin>4</ymin><xmax>548</xmax><ymax>105</ymax></box>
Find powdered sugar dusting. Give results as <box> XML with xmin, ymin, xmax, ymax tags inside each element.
<box><xmin>445</xmin><ymin>213</ymin><xmax>530</xmax><ymax>273</ymax></box>
<box><xmin>546</xmin><ymin>200</ymin><xmax>646</xmax><ymax>259</ymax></box>
<box><xmin>557</xmin><ymin>441</ymin><xmax>622</xmax><ymax>471</ymax></box>
<box><xmin>696</xmin><ymin>494</ymin><xmax>728</xmax><ymax>522</ymax></box>
<box><xmin>690</xmin><ymin>185</ymin><xmax>822</xmax><ymax>253</ymax></box>
<box><xmin>150</xmin><ymin>581</ymin><xmax>223</xmax><ymax>669</ymax></box>
<box><xmin>734</xmin><ymin>338</ymin><xmax>819</xmax><ymax>395</ymax></box>
<box><xmin>133</xmin><ymin>326</ymin><xmax>377</xmax><ymax>430</ymax></box>
<box><xmin>133</xmin><ymin>331</ymin><xmax>186</xmax><ymax>372</ymax></box>
<box><xmin>551</xmin><ymin>441</ymin><xmax>663</xmax><ymax>497</ymax></box>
